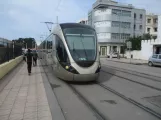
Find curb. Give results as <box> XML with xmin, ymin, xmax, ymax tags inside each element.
<box><xmin>106</xmin><ymin>59</ymin><xmax>148</xmax><ymax>65</ymax></box>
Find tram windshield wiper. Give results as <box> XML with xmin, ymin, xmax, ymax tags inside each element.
<box><xmin>73</xmin><ymin>41</ymin><xmax>81</xmax><ymax>60</ymax></box>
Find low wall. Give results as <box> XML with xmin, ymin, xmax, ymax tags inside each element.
<box><xmin>0</xmin><ymin>56</ymin><xmax>23</xmax><ymax>80</ymax></box>
<box><xmin>125</xmin><ymin>50</ymin><xmax>142</xmax><ymax>59</ymax></box>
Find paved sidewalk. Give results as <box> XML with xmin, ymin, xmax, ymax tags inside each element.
<box><xmin>103</xmin><ymin>58</ymin><xmax>148</xmax><ymax>65</ymax></box>
<box><xmin>0</xmin><ymin>62</ymin><xmax>52</xmax><ymax>120</ymax></box>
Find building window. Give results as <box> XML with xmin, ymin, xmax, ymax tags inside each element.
<box><xmin>120</xmin><ymin>46</ymin><xmax>125</xmax><ymax>54</ymax></box>
<box><xmin>122</xmin><ymin>10</ymin><xmax>131</xmax><ymax>17</ymax></box>
<box><xmin>134</xmin><ymin>13</ymin><xmax>136</xmax><ymax>19</ymax></box>
<box><xmin>153</xmin><ymin>18</ymin><xmax>158</xmax><ymax>24</ymax></box>
<box><xmin>140</xmin><ymin>14</ymin><xmax>143</xmax><ymax>19</ymax></box>
<box><xmin>113</xmin><ymin>46</ymin><xmax>117</xmax><ymax>52</ymax></box>
<box><xmin>112</xmin><ymin>9</ymin><xmax>121</xmax><ymax>15</ymax></box>
<box><xmin>154</xmin><ymin>28</ymin><xmax>158</xmax><ymax>32</ymax></box>
<box><xmin>112</xmin><ymin>21</ymin><xmax>120</xmax><ymax>27</ymax></box>
<box><xmin>147</xmin><ymin>19</ymin><xmax>151</xmax><ymax>23</ymax></box>
<box><xmin>147</xmin><ymin>28</ymin><xmax>151</xmax><ymax>32</ymax></box>
<box><xmin>121</xmin><ymin>34</ymin><xmax>130</xmax><ymax>39</ymax></box>
<box><xmin>95</xmin><ymin>21</ymin><xmax>111</xmax><ymax>27</ymax></box>
<box><xmin>111</xmin><ymin>33</ymin><xmax>120</xmax><ymax>39</ymax></box>
<box><xmin>97</xmin><ymin>33</ymin><xmax>111</xmax><ymax>39</ymax></box>
<box><xmin>121</xmin><ymin>22</ymin><xmax>131</xmax><ymax>28</ymax></box>
<box><xmin>134</xmin><ymin>24</ymin><xmax>136</xmax><ymax>30</ymax></box>
<box><xmin>94</xmin><ymin>8</ymin><xmax>111</xmax><ymax>16</ymax></box>
<box><xmin>139</xmin><ymin>25</ymin><xmax>142</xmax><ymax>30</ymax></box>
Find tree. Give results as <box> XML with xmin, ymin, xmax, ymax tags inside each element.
<box><xmin>126</xmin><ymin>32</ymin><xmax>156</xmax><ymax>51</ymax></box>
<box><xmin>142</xmin><ymin>33</ymin><xmax>152</xmax><ymax>40</ymax></box>
<box><xmin>152</xmin><ymin>36</ymin><xmax>157</xmax><ymax>40</ymax></box>
<box><xmin>126</xmin><ymin>36</ymin><xmax>142</xmax><ymax>50</ymax></box>
<box><xmin>13</xmin><ymin>38</ymin><xmax>36</xmax><ymax>49</ymax></box>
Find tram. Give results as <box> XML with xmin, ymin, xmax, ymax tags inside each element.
<box><xmin>39</xmin><ymin>23</ymin><xmax>101</xmax><ymax>81</ymax></box>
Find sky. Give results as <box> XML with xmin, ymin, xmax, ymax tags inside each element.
<box><xmin>0</xmin><ymin>0</ymin><xmax>161</xmax><ymax>45</ymax></box>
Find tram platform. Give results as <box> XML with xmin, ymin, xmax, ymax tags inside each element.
<box><xmin>0</xmin><ymin>60</ymin><xmax>65</xmax><ymax>120</ymax></box>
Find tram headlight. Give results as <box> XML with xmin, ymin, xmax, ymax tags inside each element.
<box><xmin>62</xmin><ymin>63</ymin><xmax>79</xmax><ymax>74</ymax></box>
<box><xmin>65</xmin><ymin>66</ymin><xmax>69</xmax><ymax>69</ymax></box>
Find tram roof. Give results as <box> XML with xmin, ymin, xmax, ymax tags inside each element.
<box><xmin>60</xmin><ymin>23</ymin><xmax>95</xmax><ymax>30</ymax></box>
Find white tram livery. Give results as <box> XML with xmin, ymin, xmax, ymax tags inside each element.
<box><xmin>39</xmin><ymin>23</ymin><xmax>101</xmax><ymax>81</ymax></box>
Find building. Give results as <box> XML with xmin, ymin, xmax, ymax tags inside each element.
<box><xmin>77</xmin><ymin>18</ymin><xmax>88</xmax><ymax>25</ymax></box>
<box><xmin>88</xmin><ymin>0</ymin><xmax>146</xmax><ymax>57</ymax></box>
<box><xmin>125</xmin><ymin>16</ymin><xmax>161</xmax><ymax>60</ymax></box>
<box><xmin>146</xmin><ymin>13</ymin><xmax>158</xmax><ymax>38</ymax></box>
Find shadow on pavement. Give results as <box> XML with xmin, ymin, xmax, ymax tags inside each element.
<box><xmin>66</xmin><ymin>81</ymin><xmax>96</xmax><ymax>85</ymax></box>
<box><xmin>97</xmin><ymin>67</ymin><xmax>115</xmax><ymax>83</ymax></box>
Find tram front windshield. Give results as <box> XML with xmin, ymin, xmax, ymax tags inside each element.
<box><xmin>63</xmin><ymin>28</ymin><xmax>97</xmax><ymax>62</ymax></box>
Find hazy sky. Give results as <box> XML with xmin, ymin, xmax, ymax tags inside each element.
<box><xmin>0</xmin><ymin>0</ymin><xmax>161</xmax><ymax>45</ymax></box>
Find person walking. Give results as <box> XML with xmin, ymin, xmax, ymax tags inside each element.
<box><xmin>25</xmin><ymin>49</ymin><xmax>33</xmax><ymax>75</ymax></box>
<box><xmin>33</xmin><ymin>51</ymin><xmax>38</xmax><ymax>66</ymax></box>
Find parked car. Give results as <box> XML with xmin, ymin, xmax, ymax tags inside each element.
<box><xmin>107</xmin><ymin>52</ymin><xmax>118</xmax><ymax>58</ymax></box>
<box><xmin>148</xmin><ymin>54</ymin><xmax>161</xmax><ymax>66</ymax></box>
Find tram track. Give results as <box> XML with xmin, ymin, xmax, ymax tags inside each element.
<box><xmin>102</xmin><ymin>64</ymin><xmax>161</xmax><ymax>83</ymax></box>
<box><xmin>68</xmin><ymin>82</ymin><xmax>161</xmax><ymax>120</ymax></box>
<box><xmin>97</xmin><ymin>82</ymin><xmax>161</xmax><ymax>119</ymax></box>
<box><xmin>101</xmin><ymin>69</ymin><xmax>161</xmax><ymax>91</ymax></box>
<box><xmin>67</xmin><ymin>84</ymin><xmax>107</xmax><ymax>120</ymax></box>
<box><xmin>41</xmin><ymin>60</ymin><xmax>105</xmax><ymax>120</ymax></box>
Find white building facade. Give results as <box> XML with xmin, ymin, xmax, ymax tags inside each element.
<box><xmin>88</xmin><ymin>0</ymin><xmax>146</xmax><ymax>57</ymax></box>
<box><xmin>126</xmin><ymin>16</ymin><xmax>161</xmax><ymax>60</ymax></box>
<box><xmin>146</xmin><ymin>13</ymin><xmax>158</xmax><ymax>38</ymax></box>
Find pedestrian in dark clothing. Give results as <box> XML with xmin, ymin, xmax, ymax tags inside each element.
<box><xmin>33</xmin><ymin>51</ymin><xmax>38</xmax><ymax>66</ymax></box>
<box><xmin>25</xmin><ymin>49</ymin><xmax>33</xmax><ymax>75</ymax></box>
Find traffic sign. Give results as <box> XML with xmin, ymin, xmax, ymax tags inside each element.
<box><xmin>127</xmin><ymin>41</ymin><xmax>132</xmax><ymax>49</ymax></box>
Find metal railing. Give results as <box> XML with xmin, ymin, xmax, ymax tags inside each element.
<box><xmin>0</xmin><ymin>38</ymin><xmax>22</xmax><ymax>64</ymax></box>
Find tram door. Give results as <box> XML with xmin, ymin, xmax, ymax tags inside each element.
<box><xmin>100</xmin><ymin>46</ymin><xmax>107</xmax><ymax>57</ymax></box>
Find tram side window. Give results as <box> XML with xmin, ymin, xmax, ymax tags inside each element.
<box><xmin>47</xmin><ymin>35</ymin><xmax>53</xmax><ymax>52</ymax></box>
<box><xmin>52</xmin><ymin>34</ymin><xmax>55</xmax><ymax>50</ymax></box>
<box><xmin>56</xmin><ymin>36</ymin><xmax>68</xmax><ymax>63</ymax></box>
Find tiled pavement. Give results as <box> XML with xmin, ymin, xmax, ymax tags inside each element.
<box><xmin>0</xmin><ymin>61</ymin><xmax>52</xmax><ymax>120</ymax></box>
